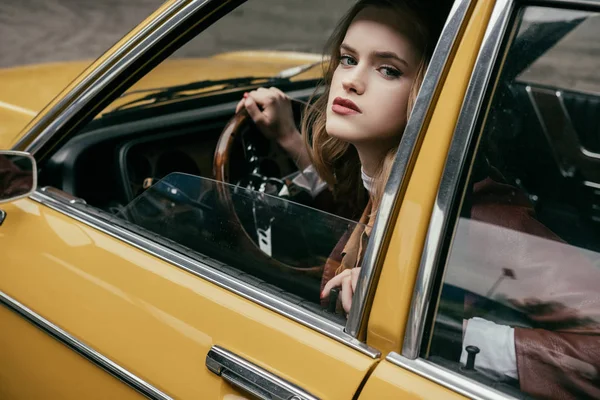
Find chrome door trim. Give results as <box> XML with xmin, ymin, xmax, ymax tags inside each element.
<box><xmin>345</xmin><ymin>0</ymin><xmax>475</xmax><ymax>338</ymax></box>
<box><xmin>401</xmin><ymin>0</ymin><xmax>515</xmax><ymax>359</ymax></box>
<box><xmin>14</xmin><ymin>0</ymin><xmax>211</xmax><ymax>154</ymax></box>
<box><xmin>206</xmin><ymin>346</ymin><xmax>319</xmax><ymax>400</ymax></box>
<box><xmin>386</xmin><ymin>353</ymin><xmax>516</xmax><ymax>400</ymax></box>
<box><xmin>0</xmin><ymin>290</ymin><xmax>172</xmax><ymax>400</ymax></box>
<box><xmin>29</xmin><ymin>190</ymin><xmax>381</xmax><ymax>359</ymax></box>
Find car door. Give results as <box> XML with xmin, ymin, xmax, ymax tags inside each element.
<box><xmin>0</xmin><ymin>1</ymin><xmax>380</xmax><ymax>399</ymax></box>
<box><xmin>361</xmin><ymin>0</ymin><xmax>600</xmax><ymax>399</ymax></box>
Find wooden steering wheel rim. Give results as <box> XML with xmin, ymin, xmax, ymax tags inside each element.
<box><xmin>213</xmin><ymin>108</ymin><xmax>322</xmax><ymax>275</ymax></box>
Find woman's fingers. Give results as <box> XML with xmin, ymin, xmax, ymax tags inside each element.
<box><xmin>269</xmin><ymin>86</ymin><xmax>288</xmax><ymax>99</ymax></box>
<box><xmin>249</xmin><ymin>88</ymin><xmax>275</xmax><ymax>105</ymax></box>
<box><xmin>235</xmin><ymin>97</ymin><xmax>246</xmax><ymax>113</ymax></box>
<box><xmin>244</xmin><ymin>97</ymin><xmax>265</xmax><ymax>126</ymax></box>
<box><xmin>237</xmin><ymin>88</ymin><xmax>284</xmax><ymax>114</ymax></box>
<box><xmin>321</xmin><ymin>268</ymin><xmax>361</xmax><ymax>314</ymax></box>
<box><xmin>321</xmin><ymin>269</ymin><xmax>349</xmax><ymax>299</ymax></box>
<box><xmin>341</xmin><ymin>275</ymin><xmax>354</xmax><ymax>313</ymax></box>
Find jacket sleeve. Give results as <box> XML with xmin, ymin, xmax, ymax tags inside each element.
<box><xmin>515</xmin><ymin>328</ymin><xmax>600</xmax><ymax>399</ymax></box>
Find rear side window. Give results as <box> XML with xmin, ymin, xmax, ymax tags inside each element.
<box><xmin>426</xmin><ymin>6</ymin><xmax>600</xmax><ymax>399</ymax></box>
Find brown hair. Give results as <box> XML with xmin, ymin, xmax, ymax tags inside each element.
<box><xmin>302</xmin><ymin>0</ymin><xmax>446</xmax><ymax>216</ymax></box>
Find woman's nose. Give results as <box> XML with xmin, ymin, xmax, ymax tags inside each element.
<box><xmin>342</xmin><ymin>68</ymin><xmax>365</xmax><ymax>95</ymax></box>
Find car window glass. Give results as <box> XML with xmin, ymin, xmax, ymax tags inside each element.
<box><xmin>426</xmin><ymin>6</ymin><xmax>600</xmax><ymax>399</ymax></box>
<box><xmin>118</xmin><ymin>172</ymin><xmax>362</xmax><ymax>319</ymax></box>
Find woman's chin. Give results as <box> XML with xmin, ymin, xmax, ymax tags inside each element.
<box><xmin>326</xmin><ymin>118</ymin><xmax>364</xmax><ymax>143</ymax></box>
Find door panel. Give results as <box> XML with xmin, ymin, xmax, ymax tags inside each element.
<box><xmin>0</xmin><ymin>304</ymin><xmax>144</xmax><ymax>400</ymax></box>
<box><xmin>0</xmin><ymin>199</ymin><xmax>376</xmax><ymax>399</ymax></box>
<box><xmin>358</xmin><ymin>360</ymin><xmax>464</xmax><ymax>400</ymax></box>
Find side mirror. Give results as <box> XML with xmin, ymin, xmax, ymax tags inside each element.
<box><xmin>0</xmin><ymin>150</ymin><xmax>37</xmax><ymax>204</ymax></box>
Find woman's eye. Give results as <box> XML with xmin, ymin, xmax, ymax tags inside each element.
<box><xmin>379</xmin><ymin>66</ymin><xmax>402</xmax><ymax>79</ymax></box>
<box><xmin>340</xmin><ymin>55</ymin><xmax>357</xmax><ymax>66</ymax></box>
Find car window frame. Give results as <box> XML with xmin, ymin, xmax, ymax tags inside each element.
<box><xmin>394</xmin><ymin>0</ymin><xmax>600</xmax><ymax>399</ymax></box>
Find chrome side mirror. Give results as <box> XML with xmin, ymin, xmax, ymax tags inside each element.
<box><xmin>0</xmin><ymin>150</ymin><xmax>37</xmax><ymax>204</ymax></box>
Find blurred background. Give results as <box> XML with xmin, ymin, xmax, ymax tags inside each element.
<box><xmin>0</xmin><ymin>0</ymin><xmax>355</xmax><ymax>69</ymax></box>
<box><xmin>1</xmin><ymin>1</ymin><xmax>598</xmax><ymax>93</ymax></box>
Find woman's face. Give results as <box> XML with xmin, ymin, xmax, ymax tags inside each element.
<box><xmin>326</xmin><ymin>7</ymin><xmax>421</xmax><ymax>149</ymax></box>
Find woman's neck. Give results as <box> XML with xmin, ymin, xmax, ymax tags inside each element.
<box><xmin>354</xmin><ymin>141</ymin><xmax>392</xmax><ymax>177</ymax></box>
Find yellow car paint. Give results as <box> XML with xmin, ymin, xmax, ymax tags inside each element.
<box><xmin>358</xmin><ymin>360</ymin><xmax>465</xmax><ymax>399</ymax></box>
<box><xmin>0</xmin><ymin>199</ymin><xmax>376</xmax><ymax>399</ymax></box>
<box><xmin>0</xmin><ymin>305</ymin><xmax>144</xmax><ymax>400</ymax></box>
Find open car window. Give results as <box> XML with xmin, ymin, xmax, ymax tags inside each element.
<box><xmin>117</xmin><ymin>172</ymin><xmax>363</xmax><ymax>320</ymax></box>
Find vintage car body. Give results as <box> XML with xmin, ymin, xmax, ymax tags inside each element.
<box><xmin>1</xmin><ymin>0</ymin><xmax>599</xmax><ymax>399</ymax></box>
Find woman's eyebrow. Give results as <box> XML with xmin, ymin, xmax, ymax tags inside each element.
<box><xmin>373</xmin><ymin>51</ymin><xmax>408</xmax><ymax>68</ymax></box>
<box><xmin>340</xmin><ymin>43</ymin><xmax>408</xmax><ymax>67</ymax></box>
<box><xmin>340</xmin><ymin>43</ymin><xmax>357</xmax><ymax>53</ymax></box>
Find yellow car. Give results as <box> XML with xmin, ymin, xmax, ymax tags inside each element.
<box><xmin>1</xmin><ymin>0</ymin><xmax>599</xmax><ymax>399</ymax></box>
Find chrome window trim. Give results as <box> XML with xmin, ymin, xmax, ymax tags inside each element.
<box><xmin>29</xmin><ymin>190</ymin><xmax>381</xmax><ymax>359</ymax></box>
<box><xmin>386</xmin><ymin>353</ymin><xmax>517</xmax><ymax>400</ymax></box>
<box><xmin>0</xmin><ymin>290</ymin><xmax>172</xmax><ymax>400</ymax></box>
<box><xmin>345</xmin><ymin>0</ymin><xmax>474</xmax><ymax>338</ymax></box>
<box><xmin>14</xmin><ymin>0</ymin><xmax>210</xmax><ymax>154</ymax></box>
<box><xmin>402</xmin><ymin>0</ymin><xmax>515</xmax><ymax>359</ymax></box>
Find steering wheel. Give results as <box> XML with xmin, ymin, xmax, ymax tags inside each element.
<box><xmin>213</xmin><ymin>104</ymin><xmax>322</xmax><ymax>277</ymax></box>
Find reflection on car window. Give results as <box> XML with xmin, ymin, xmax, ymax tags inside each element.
<box><xmin>118</xmin><ymin>172</ymin><xmax>363</xmax><ymax>320</ymax></box>
<box><xmin>427</xmin><ymin>6</ymin><xmax>600</xmax><ymax>399</ymax></box>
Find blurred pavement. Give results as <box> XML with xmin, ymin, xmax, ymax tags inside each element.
<box><xmin>0</xmin><ymin>0</ymin><xmax>353</xmax><ymax>69</ymax></box>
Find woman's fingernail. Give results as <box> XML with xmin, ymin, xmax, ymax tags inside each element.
<box><xmin>243</xmin><ymin>92</ymin><xmax>248</xmax><ymax>98</ymax></box>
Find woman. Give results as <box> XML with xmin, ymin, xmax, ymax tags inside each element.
<box><xmin>236</xmin><ymin>0</ymin><xmax>446</xmax><ymax>311</ymax></box>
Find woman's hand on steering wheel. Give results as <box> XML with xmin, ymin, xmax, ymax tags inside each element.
<box><xmin>236</xmin><ymin>87</ymin><xmax>297</xmax><ymax>142</ymax></box>
<box><xmin>236</xmin><ymin>88</ymin><xmax>311</xmax><ymax>170</ymax></box>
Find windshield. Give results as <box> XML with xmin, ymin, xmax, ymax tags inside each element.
<box><xmin>117</xmin><ymin>173</ymin><xmax>363</xmax><ymax>303</ymax></box>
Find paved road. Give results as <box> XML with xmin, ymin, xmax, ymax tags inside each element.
<box><xmin>0</xmin><ymin>0</ymin><xmax>354</xmax><ymax>69</ymax></box>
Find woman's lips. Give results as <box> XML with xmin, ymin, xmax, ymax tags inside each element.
<box><xmin>332</xmin><ymin>97</ymin><xmax>361</xmax><ymax>115</ymax></box>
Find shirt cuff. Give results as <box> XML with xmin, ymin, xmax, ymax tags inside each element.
<box><xmin>460</xmin><ymin>317</ymin><xmax>518</xmax><ymax>379</ymax></box>
<box><xmin>291</xmin><ymin>164</ymin><xmax>327</xmax><ymax>198</ymax></box>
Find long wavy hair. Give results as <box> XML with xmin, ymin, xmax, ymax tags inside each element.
<box><xmin>302</xmin><ymin>0</ymin><xmax>447</xmax><ymax>216</ymax></box>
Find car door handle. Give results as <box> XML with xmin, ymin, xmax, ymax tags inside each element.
<box><xmin>206</xmin><ymin>346</ymin><xmax>318</xmax><ymax>400</ymax></box>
